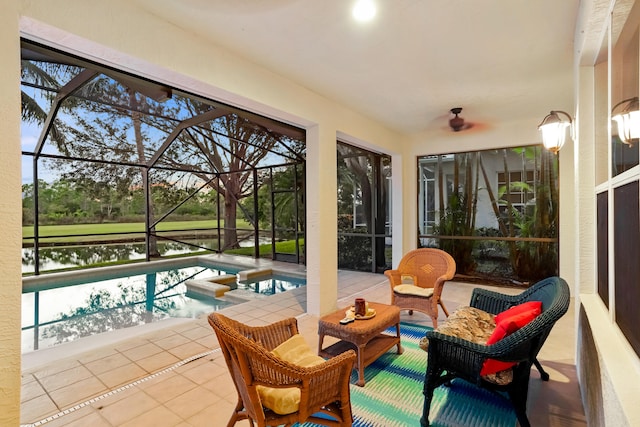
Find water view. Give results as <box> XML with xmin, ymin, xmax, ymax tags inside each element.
<box><xmin>21</xmin><ymin>238</ymin><xmax>272</xmax><ymax>274</ymax></box>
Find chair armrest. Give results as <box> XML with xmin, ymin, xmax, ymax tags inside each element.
<box><xmin>384</xmin><ymin>269</ymin><xmax>402</xmax><ymax>287</ymax></box>
<box><xmin>425</xmin><ymin>330</ymin><xmax>532</xmax><ymax>379</ymax></box>
<box><xmin>250</xmin><ymin>349</ymin><xmax>356</xmax><ymax>420</ymax></box>
<box><xmin>304</xmin><ymin>350</ymin><xmax>356</xmax><ymax>410</ymax></box>
<box><xmin>251</xmin><ymin>347</ymin><xmax>356</xmax><ymax>389</ymax></box>
<box><xmin>239</xmin><ymin>317</ymin><xmax>299</xmax><ymax>350</ymax></box>
<box><xmin>469</xmin><ymin>288</ymin><xmax>520</xmax><ymax>315</ymax></box>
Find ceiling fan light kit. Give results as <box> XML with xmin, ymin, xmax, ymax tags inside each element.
<box><xmin>449</xmin><ymin>107</ymin><xmax>465</xmax><ymax>131</ymax></box>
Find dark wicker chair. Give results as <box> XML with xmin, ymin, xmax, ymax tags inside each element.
<box><xmin>420</xmin><ymin>276</ymin><xmax>570</xmax><ymax>427</ymax></box>
<box><xmin>384</xmin><ymin>248</ymin><xmax>456</xmax><ymax>328</ymax></box>
<box><xmin>208</xmin><ymin>313</ymin><xmax>356</xmax><ymax>427</ymax></box>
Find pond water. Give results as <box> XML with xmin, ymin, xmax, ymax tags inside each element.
<box><xmin>21</xmin><ymin>238</ymin><xmax>271</xmax><ymax>274</ymax></box>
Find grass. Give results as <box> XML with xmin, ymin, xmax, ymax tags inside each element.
<box><xmin>22</xmin><ymin>220</ymin><xmax>252</xmax><ymax>243</ymax></box>
<box><xmin>225</xmin><ymin>239</ymin><xmax>304</xmax><ymax>257</ymax></box>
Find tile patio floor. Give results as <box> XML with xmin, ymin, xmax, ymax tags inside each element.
<box><xmin>20</xmin><ymin>263</ymin><xmax>587</xmax><ymax>427</ymax></box>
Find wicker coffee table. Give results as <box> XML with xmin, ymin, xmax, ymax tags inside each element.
<box><xmin>318</xmin><ymin>301</ymin><xmax>403</xmax><ymax>386</ymax></box>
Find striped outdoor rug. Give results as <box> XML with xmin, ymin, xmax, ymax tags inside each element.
<box><xmin>303</xmin><ymin>323</ymin><xmax>516</xmax><ymax>427</ymax></box>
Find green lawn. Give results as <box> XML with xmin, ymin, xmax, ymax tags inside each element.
<box><xmin>22</xmin><ymin>220</ymin><xmax>252</xmax><ymax>243</ymax></box>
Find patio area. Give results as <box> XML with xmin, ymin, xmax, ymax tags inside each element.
<box><xmin>20</xmin><ymin>265</ymin><xmax>586</xmax><ymax>427</ymax></box>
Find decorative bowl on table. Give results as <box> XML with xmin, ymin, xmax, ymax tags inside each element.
<box><xmin>346</xmin><ymin>306</ymin><xmax>377</xmax><ymax>320</ymax></box>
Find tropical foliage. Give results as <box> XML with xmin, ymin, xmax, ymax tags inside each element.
<box><xmin>425</xmin><ymin>146</ymin><xmax>559</xmax><ymax>284</ymax></box>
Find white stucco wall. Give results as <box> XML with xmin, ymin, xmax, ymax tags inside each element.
<box><xmin>574</xmin><ymin>1</ymin><xmax>640</xmax><ymax>425</ymax></box>
<box><xmin>0</xmin><ymin>2</ymin><xmax>24</xmax><ymax>426</ymax></box>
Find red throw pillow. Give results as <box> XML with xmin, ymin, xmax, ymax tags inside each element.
<box><xmin>480</xmin><ymin>302</ymin><xmax>543</xmax><ymax>376</ymax></box>
<box><xmin>495</xmin><ymin>301</ymin><xmax>542</xmax><ymax>324</ymax></box>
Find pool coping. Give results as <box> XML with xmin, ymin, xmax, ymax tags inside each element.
<box><xmin>22</xmin><ymin>253</ymin><xmax>307</xmax><ymax>293</ymax></box>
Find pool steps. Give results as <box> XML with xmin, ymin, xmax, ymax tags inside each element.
<box><xmin>238</xmin><ymin>267</ymin><xmax>273</xmax><ymax>281</ymax></box>
<box><xmin>185</xmin><ymin>268</ymin><xmax>272</xmax><ymax>299</ymax></box>
<box><xmin>184</xmin><ymin>275</ymin><xmax>235</xmax><ymax>298</ymax></box>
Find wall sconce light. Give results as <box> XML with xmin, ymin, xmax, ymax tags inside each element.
<box><xmin>612</xmin><ymin>97</ymin><xmax>640</xmax><ymax>146</ymax></box>
<box><xmin>538</xmin><ymin>110</ymin><xmax>573</xmax><ymax>154</ymax></box>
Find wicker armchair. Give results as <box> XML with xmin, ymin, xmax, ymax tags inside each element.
<box><xmin>208</xmin><ymin>313</ymin><xmax>356</xmax><ymax>427</ymax></box>
<box><xmin>384</xmin><ymin>248</ymin><xmax>456</xmax><ymax>328</ymax></box>
<box><xmin>420</xmin><ymin>276</ymin><xmax>570</xmax><ymax>427</ymax></box>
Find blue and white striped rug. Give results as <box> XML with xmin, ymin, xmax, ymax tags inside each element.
<box><xmin>303</xmin><ymin>323</ymin><xmax>516</xmax><ymax>427</ymax></box>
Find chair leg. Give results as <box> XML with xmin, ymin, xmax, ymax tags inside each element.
<box><xmin>509</xmin><ymin>390</ymin><xmax>531</xmax><ymax>427</ymax></box>
<box><xmin>421</xmin><ymin>363</ymin><xmax>439</xmax><ymax>427</ymax></box>
<box><xmin>533</xmin><ymin>358</ymin><xmax>550</xmax><ymax>381</ymax></box>
<box><xmin>439</xmin><ymin>300</ymin><xmax>450</xmax><ymax>317</ymax></box>
<box><xmin>228</xmin><ymin>400</ymin><xmax>252</xmax><ymax>427</ymax></box>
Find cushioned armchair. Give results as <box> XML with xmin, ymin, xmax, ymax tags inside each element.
<box><xmin>208</xmin><ymin>313</ymin><xmax>356</xmax><ymax>427</ymax></box>
<box><xmin>384</xmin><ymin>248</ymin><xmax>456</xmax><ymax>328</ymax></box>
<box><xmin>420</xmin><ymin>276</ymin><xmax>570</xmax><ymax>427</ymax></box>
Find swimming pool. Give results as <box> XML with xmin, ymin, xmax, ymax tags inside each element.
<box><xmin>21</xmin><ymin>257</ymin><xmax>306</xmax><ymax>353</ymax></box>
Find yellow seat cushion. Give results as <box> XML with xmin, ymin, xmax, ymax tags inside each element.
<box><xmin>257</xmin><ymin>334</ymin><xmax>324</xmax><ymax>415</ymax></box>
<box><xmin>394</xmin><ymin>284</ymin><xmax>434</xmax><ymax>298</ymax></box>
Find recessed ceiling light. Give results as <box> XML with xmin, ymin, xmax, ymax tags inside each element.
<box><xmin>352</xmin><ymin>0</ymin><xmax>376</xmax><ymax>22</ymax></box>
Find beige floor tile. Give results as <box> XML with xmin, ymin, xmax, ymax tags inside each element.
<box><xmin>97</xmin><ymin>389</ymin><xmax>160</xmax><ymax>425</ymax></box>
<box><xmin>153</xmin><ymin>333</ymin><xmax>192</xmax><ymax>351</ymax></box>
<box><xmin>177</xmin><ymin>325</ymin><xmax>211</xmax><ymax>341</ymax></box>
<box><xmin>77</xmin><ymin>347</ymin><xmax>119</xmax><ymax>365</ymax></box>
<box><xmin>166</xmin><ymin>340</ymin><xmax>210</xmax><ymax>360</ymax></box>
<box><xmin>96</xmin><ymin>362</ymin><xmax>148</xmax><ymax>389</ymax></box>
<box><xmin>27</xmin><ymin>356</ymin><xmax>81</xmax><ymax>378</ymax></box>
<box><xmin>141</xmin><ymin>373</ymin><xmax>199</xmax><ymax>403</ymax></box>
<box><xmin>164</xmin><ymin>386</ymin><xmax>218</xmax><ymax>420</ymax></box>
<box><xmin>84</xmin><ymin>352</ymin><xmax>132</xmax><ymax>375</ymax></box>
<box><xmin>135</xmin><ymin>350</ymin><xmax>181</xmax><ymax>373</ymax></box>
<box><xmin>36</xmin><ymin>364</ymin><xmax>94</xmax><ymax>392</ymax></box>
<box><xmin>60</xmin><ymin>411</ymin><xmax>113</xmax><ymax>427</ymax></box>
<box><xmin>21</xmin><ymin>372</ymin><xmax>36</xmax><ymax>384</ymax></box>
<box><xmin>39</xmin><ymin>405</ymin><xmax>101</xmax><ymax>427</ymax></box>
<box><xmin>21</xmin><ymin>377</ymin><xmax>47</xmax><ymax>402</ymax></box>
<box><xmin>201</xmin><ymin>372</ymin><xmax>237</xmax><ymax>402</ymax></box>
<box><xmin>178</xmin><ymin>358</ymin><xmax>220</xmax><ymax>386</ymax></box>
<box><xmin>20</xmin><ymin>393</ymin><xmax>59</xmax><ymax>424</ymax></box>
<box><xmin>185</xmin><ymin>400</ymin><xmax>233</xmax><ymax>426</ymax></box>
<box><xmin>114</xmin><ymin>337</ymin><xmax>152</xmax><ymax>352</ymax></box>
<box><xmin>120</xmin><ymin>404</ymin><xmax>183</xmax><ymax>427</ymax></box>
<box><xmin>194</xmin><ymin>334</ymin><xmax>218</xmax><ymax>349</ymax></box>
<box><xmin>121</xmin><ymin>342</ymin><xmax>164</xmax><ymax>361</ymax></box>
<box><xmin>48</xmin><ymin>375</ymin><xmax>108</xmax><ymax>408</ymax></box>
<box><xmin>91</xmin><ymin>383</ymin><xmax>139</xmax><ymax>409</ymax></box>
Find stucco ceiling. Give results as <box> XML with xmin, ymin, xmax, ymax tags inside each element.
<box><xmin>132</xmin><ymin>0</ymin><xmax>580</xmax><ymax>135</ymax></box>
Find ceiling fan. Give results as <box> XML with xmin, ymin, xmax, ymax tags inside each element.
<box><xmin>449</xmin><ymin>107</ymin><xmax>474</xmax><ymax>132</ymax></box>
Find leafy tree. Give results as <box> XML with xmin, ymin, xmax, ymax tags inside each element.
<box><xmin>433</xmin><ymin>152</ymin><xmax>478</xmax><ymax>274</ymax></box>
<box><xmin>21</xmin><ymin>47</ymin><xmax>305</xmax><ymax>259</ymax></box>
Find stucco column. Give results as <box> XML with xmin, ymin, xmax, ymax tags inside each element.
<box><xmin>391</xmin><ymin>154</ymin><xmax>404</xmax><ymax>268</ymax></box>
<box><xmin>0</xmin><ymin>2</ymin><xmax>24</xmax><ymax>426</ymax></box>
<box><xmin>305</xmin><ymin>124</ymin><xmax>338</xmax><ymax>316</ymax></box>
<box><xmin>573</xmin><ymin>65</ymin><xmax>597</xmax><ymax>294</ymax></box>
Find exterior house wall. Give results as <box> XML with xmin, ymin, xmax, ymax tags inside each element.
<box><xmin>0</xmin><ymin>2</ymin><xmax>24</xmax><ymax>425</ymax></box>
<box><xmin>420</xmin><ymin>149</ymin><xmax>542</xmax><ymax>231</ymax></box>
<box><xmin>574</xmin><ymin>1</ymin><xmax>640</xmax><ymax>426</ymax></box>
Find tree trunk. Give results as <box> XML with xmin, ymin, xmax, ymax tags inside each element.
<box><xmin>223</xmin><ymin>198</ymin><xmax>239</xmax><ymax>250</ymax></box>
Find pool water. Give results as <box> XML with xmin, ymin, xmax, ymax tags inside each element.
<box><xmin>21</xmin><ymin>264</ymin><xmax>305</xmax><ymax>353</ymax></box>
